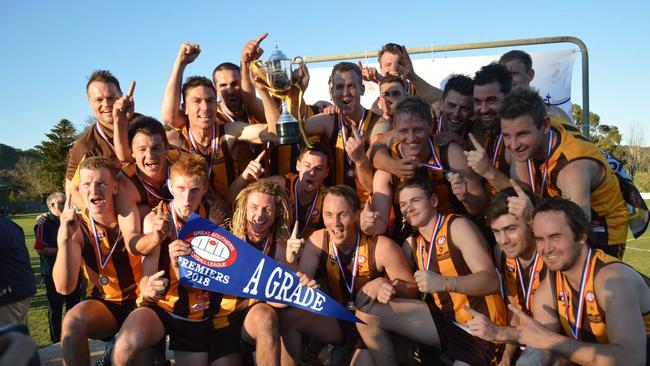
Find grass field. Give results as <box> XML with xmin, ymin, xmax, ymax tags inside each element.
<box><xmin>8</xmin><ymin>210</ymin><xmax>650</xmax><ymax>348</ymax></box>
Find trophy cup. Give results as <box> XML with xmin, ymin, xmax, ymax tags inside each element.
<box><xmin>251</xmin><ymin>43</ymin><xmax>309</xmax><ymax>146</ymax></box>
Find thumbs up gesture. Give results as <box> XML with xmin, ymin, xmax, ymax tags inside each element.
<box><xmin>507</xmin><ymin>179</ymin><xmax>534</xmax><ymax>222</ymax></box>
<box><xmin>464</xmin><ymin>133</ymin><xmax>491</xmax><ymax>177</ymax></box>
<box><xmin>286</xmin><ymin>221</ymin><xmax>304</xmax><ymax>264</ymax></box>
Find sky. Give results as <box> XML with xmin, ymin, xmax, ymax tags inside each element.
<box><xmin>1</xmin><ymin>0</ymin><xmax>648</xmax><ymax>150</ymax></box>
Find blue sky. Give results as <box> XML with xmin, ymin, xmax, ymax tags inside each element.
<box><xmin>1</xmin><ymin>0</ymin><xmax>648</xmax><ymax>150</ymax></box>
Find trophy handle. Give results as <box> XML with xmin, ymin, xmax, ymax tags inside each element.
<box><xmin>249</xmin><ymin>60</ymin><xmax>270</xmax><ymax>89</ymax></box>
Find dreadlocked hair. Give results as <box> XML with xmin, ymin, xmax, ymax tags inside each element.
<box><xmin>231</xmin><ymin>178</ymin><xmax>292</xmax><ymax>245</ymax></box>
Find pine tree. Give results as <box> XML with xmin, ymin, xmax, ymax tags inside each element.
<box><xmin>34</xmin><ymin>119</ymin><xmax>77</xmax><ymax>193</ymax></box>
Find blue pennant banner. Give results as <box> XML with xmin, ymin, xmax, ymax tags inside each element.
<box><xmin>177</xmin><ymin>214</ymin><xmax>362</xmax><ymax>323</ymax></box>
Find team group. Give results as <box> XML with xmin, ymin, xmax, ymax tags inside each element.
<box><xmin>39</xmin><ymin>33</ymin><xmax>650</xmax><ymax>366</ymax></box>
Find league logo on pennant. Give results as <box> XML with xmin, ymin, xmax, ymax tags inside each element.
<box><xmin>177</xmin><ymin>214</ymin><xmax>363</xmax><ymax>324</ymax></box>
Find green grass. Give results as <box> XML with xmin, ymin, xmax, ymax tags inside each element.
<box><xmin>10</xmin><ymin>214</ymin><xmax>51</xmax><ymax>348</ymax></box>
<box><xmin>9</xmin><ymin>205</ymin><xmax>650</xmax><ymax>348</ymax></box>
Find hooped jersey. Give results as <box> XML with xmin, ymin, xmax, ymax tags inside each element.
<box><xmin>328</xmin><ymin>109</ymin><xmax>380</xmax><ymax>205</ymax></box>
<box><xmin>286</xmin><ymin>173</ymin><xmax>325</xmax><ymax>239</ymax></box>
<box><xmin>532</xmin><ymin>117</ymin><xmax>628</xmax><ymax>245</ymax></box>
<box><xmin>147</xmin><ymin>202</ymin><xmax>221</xmax><ymax>321</ymax></box>
<box><xmin>551</xmin><ymin>249</ymin><xmax>650</xmax><ymax>343</ymax></box>
<box><xmin>410</xmin><ymin>214</ymin><xmax>506</xmax><ymax>325</ymax></box>
<box><xmin>499</xmin><ymin>252</ymin><xmax>547</xmax><ymax>315</ymax></box>
<box><xmin>320</xmin><ymin>230</ymin><xmax>383</xmax><ymax>305</ymax></box>
<box><xmin>213</xmin><ymin>233</ymin><xmax>278</xmax><ymax>329</ymax></box>
<box><xmin>177</xmin><ymin>122</ymin><xmax>239</xmax><ymax>198</ymax></box>
<box><xmin>78</xmin><ymin>211</ymin><xmax>142</xmax><ymax>305</ymax></box>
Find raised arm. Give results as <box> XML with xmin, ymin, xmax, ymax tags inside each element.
<box><xmin>112</xmin><ymin>80</ymin><xmax>136</xmax><ymax>163</ymax></box>
<box><xmin>240</xmin><ymin>33</ymin><xmax>268</xmax><ymax>123</ymax></box>
<box><xmin>53</xmin><ymin>194</ymin><xmax>83</xmax><ymax>295</ymax></box>
<box><xmin>161</xmin><ymin>43</ymin><xmax>200</xmax><ymax>129</ymax></box>
<box><xmin>397</xmin><ymin>46</ymin><xmax>442</xmax><ymax>104</ymax></box>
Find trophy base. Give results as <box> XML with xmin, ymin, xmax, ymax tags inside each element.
<box><xmin>275</xmin><ymin>134</ymin><xmax>302</xmax><ymax>146</ymax></box>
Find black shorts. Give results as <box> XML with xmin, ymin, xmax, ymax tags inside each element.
<box><xmin>208</xmin><ymin>307</ymin><xmax>250</xmax><ymax>362</ymax></box>
<box><xmin>428</xmin><ymin>304</ymin><xmax>500</xmax><ymax>366</ymax></box>
<box><xmin>336</xmin><ymin>319</ymin><xmax>365</xmax><ymax>349</ymax></box>
<box><xmin>143</xmin><ymin>303</ymin><xmax>211</xmax><ymax>353</ymax></box>
<box><xmin>90</xmin><ymin>298</ymin><xmax>134</xmax><ymax>341</ymax></box>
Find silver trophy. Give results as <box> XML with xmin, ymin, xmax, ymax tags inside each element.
<box><xmin>260</xmin><ymin>44</ymin><xmax>303</xmax><ymax>145</ymax></box>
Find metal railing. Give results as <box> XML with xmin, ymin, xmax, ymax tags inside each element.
<box><xmin>303</xmin><ymin>36</ymin><xmax>590</xmax><ymax>136</ymax></box>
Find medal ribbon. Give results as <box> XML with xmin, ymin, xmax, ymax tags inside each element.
<box><xmin>527</xmin><ymin>131</ymin><xmax>554</xmax><ymax>197</ymax></box>
<box><xmin>561</xmin><ymin>248</ymin><xmax>593</xmax><ymax>340</ymax></box>
<box><xmin>331</xmin><ymin>231</ymin><xmax>361</xmax><ymax>298</ymax></box>
<box><xmin>95</xmin><ymin>123</ymin><xmax>116</xmax><ymax>155</ymax></box>
<box><xmin>88</xmin><ymin>214</ymin><xmax>121</xmax><ymax>270</ymax></box>
<box><xmin>399</xmin><ymin>137</ymin><xmax>443</xmax><ymax>171</ymax></box>
<box><xmin>188</xmin><ymin>124</ymin><xmax>218</xmax><ymax>177</ymax></box>
<box><xmin>169</xmin><ymin>202</ymin><xmax>184</xmax><ymax>240</ymax></box>
<box><xmin>293</xmin><ymin>177</ymin><xmax>319</xmax><ymax>238</ymax></box>
<box><xmin>491</xmin><ymin>134</ymin><xmax>503</xmax><ymax>167</ymax></box>
<box><xmin>135</xmin><ymin>160</ymin><xmax>171</xmax><ymax>202</ymax></box>
<box><xmin>515</xmin><ymin>253</ymin><xmax>541</xmax><ymax>311</ymax></box>
<box><xmin>437</xmin><ymin>114</ymin><xmax>443</xmax><ymax>133</ymax></box>
<box><xmin>339</xmin><ymin>108</ymin><xmax>367</xmax><ymax>166</ymax></box>
<box><xmin>416</xmin><ymin>213</ymin><xmax>443</xmax><ymax>271</ymax></box>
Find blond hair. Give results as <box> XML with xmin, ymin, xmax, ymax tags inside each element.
<box><xmin>231</xmin><ymin>178</ymin><xmax>291</xmax><ymax>245</ymax></box>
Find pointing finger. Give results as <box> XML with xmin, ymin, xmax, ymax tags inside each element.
<box><xmin>254</xmin><ymin>149</ymin><xmax>267</xmax><ymax>163</ymax></box>
<box><xmin>156</xmin><ymin>200</ymin><xmax>165</xmax><ymax>215</ymax></box>
<box><xmin>291</xmin><ymin>221</ymin><xmax>299</xmax><ymax>239</ymax></box>
<box><xmin>507</xmin><ymin>303</ymin><xmax>531</xmax><ymax>324</ymax></box>
<box><xmin>350</xmin><ymin>126</ymin><xmax>362</xmax><ymax>141</ymax></box>
<box><xmin>510</xmin><ymin>179</ymin><xmax>527</xmax><ymax>198</ymax></box>
<box><xmin>255</xmin><ymin>33</ymin><xmax>269</xmax><ymax>47</ymax></box>
<box><xmin>150</xmin><ymin>270</ymin><xmax>166</xmax><ymax>280</ymax></box>
<box><xmin>127</xmin><ymin>80</ymin><xmax>136</xmax><ymax>98</ymax></box>
<box><xmin>468</xmin><ymin>133</ymin><xmax>485</xmax><ymax>152</ymax></box>
<box><xmin>65</xmin><ymin>193</ymin><xmax>73</xmax><ymax>210</ymax></box>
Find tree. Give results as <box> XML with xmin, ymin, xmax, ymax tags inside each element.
<box><xmin>573</xmin><ymin>104</ymin><xmax>625</xmax><ymax>160</ymax></box>
<box><xmin>627</xmin><ymin>122</ymin><xmax>647</xmax><ymax>180</ymax></box>
<box><xmin>33</xmin><ymin>119</ymin><xmax>77</xmax><ymax>193</ymax></box>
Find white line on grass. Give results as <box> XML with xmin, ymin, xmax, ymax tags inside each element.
<box><xmin>627</xmin><ymin>246</ymin><xmax>650</xmax><ymax>252</ymax></box>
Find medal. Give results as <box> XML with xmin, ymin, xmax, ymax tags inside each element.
<box><xmin>346</xmin><ymin>299</ymin><xmax>356</xmax><ymax>311</ymax></box>
<box><xmin>99</xmin><ymin>276</ymin><xmax>109</xmax><ymax>286</ymax></box>
<box><xmin>346</xmin><ymin>168</ymin><xmax>355</xmax><ymax>178</ymax></box>
<box><xmin>331</xmin><ymin>231</ymin><xmax>361</xmax><ymax>309</ymax></box>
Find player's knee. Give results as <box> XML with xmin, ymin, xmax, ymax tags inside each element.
<box><xmin>61</xmin><ymin>310</ymin><xmax>88</xmax><ymax>338</ymax></box>
<box><xmin>253</xmin><ymin>305</ymin><xmax>279</xmax><ymax>337</ymax></box>
<box><xmin>354</xmin><ymin>308</ymin><xmax>379</xmax><ymax>327</ymax></box>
